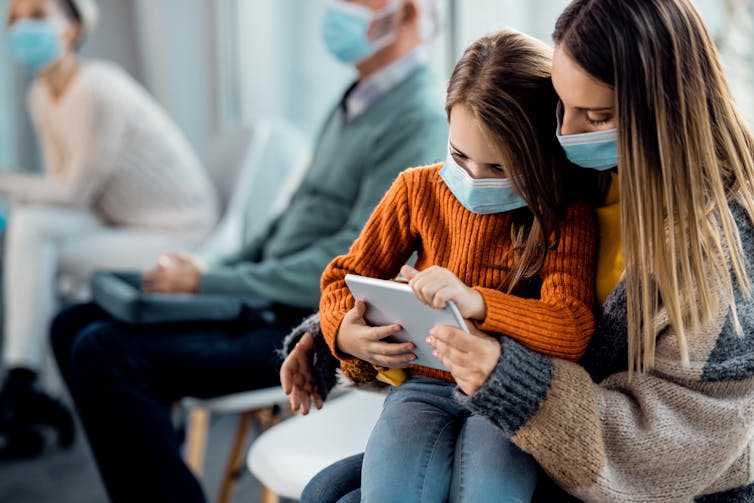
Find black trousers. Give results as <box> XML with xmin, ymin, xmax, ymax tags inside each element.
<box><xmin>51</xmin><ymin>302</ymin><xmax>312</xmax><ymax>503</ymax></box>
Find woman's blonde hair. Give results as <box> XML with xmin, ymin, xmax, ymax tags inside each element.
<box><xmin>446</xmin><ymin>29</ymin><xmax>603</xmax><ymax>291</ymax></box>
<box><xmin>554</xmin><ymin>0</ymin><xmax>754</xmax><ymax>374</ymax></box>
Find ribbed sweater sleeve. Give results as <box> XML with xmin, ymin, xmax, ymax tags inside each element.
<box><xmin>319</xmin><ymin>171</ymin><xmax>417</xmax><ymax>363</ymax></box>
<box><xmin>475</xmin><ymin>203</ymin><xmax>597</xmax><ymax>361</ymax></box>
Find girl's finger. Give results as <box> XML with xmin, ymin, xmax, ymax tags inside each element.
<box><xmin>370</xmin><ymin>351</ymin><xmax>417</xmax><ymax>368</ymax></box>
<box><xmin>368</xmin><ymin>323</ymin><xmax>404</xmax><ymax>341</ymax></box>
<box><xmin>369</xmin><ymin>339</ymin><xmax>414</xmax><ymax>355</ymax></box>
<box><xmin>400</xmin><ymin>264</ymin><xmax>419</xmax><ymax>280</ymax></box>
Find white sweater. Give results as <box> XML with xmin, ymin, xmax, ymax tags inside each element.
<box><xmin>0</xmin><ymin>61</ymin><xmax>218</xmax><ymax>233</ymax></box>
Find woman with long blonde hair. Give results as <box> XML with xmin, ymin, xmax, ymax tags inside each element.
<box><xmin>282</xmin><ymin>0</ymin><xmax>754</xmax><ymax>501</ymax></box>
<box><xmin>428</xmin><ymin>0</ymin><xmax>754</xmax><ymax>500</ymax></box>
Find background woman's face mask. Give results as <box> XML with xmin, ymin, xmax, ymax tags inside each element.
<box><xmin>7</xmin><ymin>18</ymin><xmax>63</xmax><ymax>71</ymax></box>
<box><xmin>322</xmin><ymin>0</ymin><xmax>404</xmax><ymax>64</ymax></box>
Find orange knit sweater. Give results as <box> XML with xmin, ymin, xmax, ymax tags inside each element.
<box><xmin>320</xmin><ymin>163</ymin><xmax>597</xmax><ymax>383</ymax></box>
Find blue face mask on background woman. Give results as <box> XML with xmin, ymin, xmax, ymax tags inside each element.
<box><xmin>7</xmin><ymin>19</ymin><xmax>63</xmax><ymax>71</ymax></box>
<box><xmin>556</xmin><ymin>104</ymin><xmax>618</xmax><ymax>171</ymax></box>
<box><xmin>439</xmin><ymin>147</ymin><xmax>527</xmax><ymax>215</ymax></box>
<box><xmin>322</xmin><ymin>0</ymin><xmax>403</xmax><ymax>64</ymax></box>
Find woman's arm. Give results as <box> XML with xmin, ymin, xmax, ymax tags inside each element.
<box><xmin>431</xmin><ymin>283</ymin><xmax>754</xmax><ymax>501</ymax></box>
<box><xmin>280</xmin><ymin>312</ymin><xmax>339</xmax><ymax>401</ymax></box>
<box><xmin>0</xmin><ymin>81</ymin><xmax>125</xmax><ymax>205</ymax></box>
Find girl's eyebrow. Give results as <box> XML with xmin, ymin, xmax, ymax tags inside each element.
<box><xmin>449</xmin><ymin>142</ymin><xmax>465</xmax><ymax>156</ymax></box>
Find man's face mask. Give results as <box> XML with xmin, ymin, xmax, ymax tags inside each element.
<box><xmin>322</xmin><ymin>0</ymin><xmax>404</xmax><ymax>64</ymax></box>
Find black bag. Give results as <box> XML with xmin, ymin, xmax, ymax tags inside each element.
<box><xmin>90</xmin><ymin>271</ymin><xmax>273</xmax><ymax>324</ymax></box>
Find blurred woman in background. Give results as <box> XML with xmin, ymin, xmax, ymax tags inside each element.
<box><xmin>0</xmin><ymin>0</ymin><xmax>218</xmax><ymax>459</ymax></box>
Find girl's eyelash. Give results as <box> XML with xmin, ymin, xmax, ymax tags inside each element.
<box><xmin>587</xmin><ymin>118</ymin><xmax>610</xmax><ymax>126</ymax></box>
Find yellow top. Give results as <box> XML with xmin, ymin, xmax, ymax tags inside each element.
<box><xmin>595</xmin><ymin>172</ymin><xmax>623</xmax><ymax>304</ymax></box>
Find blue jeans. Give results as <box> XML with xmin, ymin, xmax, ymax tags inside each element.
<box><xmin>50</xmin><ymin>302</ymin><xmax>312</xmax><ymax>503</ymax></box>
<box><xmin>361</xmin><ymin>376</ymin><xmax>539</xmax><ymax>503</ymax></box>
<box><xmin>301</xmin><ymin>452</ymin><xmax>364</xmax><ymax>503</ymax></box>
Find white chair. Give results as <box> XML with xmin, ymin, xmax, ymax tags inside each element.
<box><xmin>247</xmin><ymin>389</ymin><xmax>386</xmax><ymax>502</ymax></box>
<box><xmin>195</xmin><ymin>120</ymin><xmax>310</xmax><ymax>260</ymax></box>
<box><xmin>181</xmin><ymin>120</ymin><xmax>310</xmax><ymax>503</ymax></box>
<box><xmin>183</xmin><ymin>388</ymin><xmax>290</xmax><ymax>503</ymax></box>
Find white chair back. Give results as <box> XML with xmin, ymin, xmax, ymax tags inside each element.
<box><xmin>196</xmin><ymin>120</ymin><xmax>310</xmax><ymax>261</ymax></box>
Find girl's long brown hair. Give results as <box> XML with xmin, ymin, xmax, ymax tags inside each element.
<box><xmin>446</xmin><ymin>29</ymin><xmax>601</xmax><ymax>291</ymax></box>
<box><xmin>554</xmin><ymin>0</ymin><xmax>754</xmax><ymax>374</ymax></box>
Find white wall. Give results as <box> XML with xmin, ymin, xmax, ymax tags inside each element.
<box><xmin>133</xmin><ymin>0</ymin><xmax>220</xmax><ymax>157</ymax></box>
<box><xmin>235</xmin><ymin>0</ymin><xmax>353</xmax><ymax>136</ymax></box>
<box><xmin>454</xmin><ymin>0</ymin><xmax>725</xmax><ymax>56</ymax></box>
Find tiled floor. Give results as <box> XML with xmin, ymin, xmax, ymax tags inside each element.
<box><xmin>0</xmin><ymin>411</ymin><xmax>277</xmax><ymax>503</ymax></box>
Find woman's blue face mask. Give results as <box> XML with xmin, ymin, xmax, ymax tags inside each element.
<box><xmin>7</xmin><ymin>19</ymin><xmax>63</xmax><ymax>71</ymax></box>
<box><xmin>555</xmin><ymin>104</ymin><xmax>618</xmax><ymax>171</ymax></box>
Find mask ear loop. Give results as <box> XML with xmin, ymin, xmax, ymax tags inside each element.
<box><xmin>367</xmin><ymin>0</ymin><xmax>406</xmax><ymax>49</ymax></box>
<box><xmin>417</xmin><ymin>0</ymin><xmax>441</xmax><ymax>41</ymax></box>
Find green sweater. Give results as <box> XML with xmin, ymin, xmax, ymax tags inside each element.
<box><xmin>200</xmin><ymin>66</ymin><xmax>448</xmax><ymax>309</ymax></box>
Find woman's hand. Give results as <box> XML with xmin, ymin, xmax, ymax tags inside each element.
<box><xmin>141</xmin><ymin>253</ymin><xmax>204</xmax><ymax>294</ymax></box>
<box><xmin>280</xmin><ymin>332</ymin><xmax>323</xmax><ymax>415</ymax></box>
<box><xmin>428</xmin><ymin>323</ymin><xmax>501</xmax><ymax>396</ymax></box>
<box><xmin>336</xmin><ymin>300</ymin><xmax>416</xmax><ymax>367</ymax></box>
<box><xmin>401</xmin><ymin>265</ymin><xmax>486</xmax><ymax>320</ymax></box>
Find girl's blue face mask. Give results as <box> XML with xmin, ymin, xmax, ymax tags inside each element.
<box><xmin>556</xmin><ymin>104</ymin><xmax>618</xmax><ymax>171</ymax></box>
<box><xmin>322</xmin><ymin>0</ymin><xmax>403</xmax><ymax>64</ymax></box>
<box><xmin>439</xmin><ymin>147</ymin><xmax>527</xmax><ymax>215</ymax></box>
<box><xmin>7</xmin><ymin>19</ymin><xmax>63</xmax><ymax>71</ymax></box>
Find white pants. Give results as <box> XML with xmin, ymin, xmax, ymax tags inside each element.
<box><xmin>3</xmin><ymin>204</ymin><xmax>205</xmax><ymax>370</ymax></box>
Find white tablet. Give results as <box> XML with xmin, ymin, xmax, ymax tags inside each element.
<box><xmin>344</xmin><ymin>274</ymin><xmax>470</xmax><ymax>371</ymax></box>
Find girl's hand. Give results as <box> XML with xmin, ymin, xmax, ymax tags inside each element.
<box><xmin>428</xmin><ymin>323</ymin><xmax>501</xmax><ymax>396</ymax></box>
<box><xmin>401</xmin><ymin>265</ymin><xmax>486</xmax><ymax>320</ymax></box>
<box><xmin>336</xmin><ymin>300</ymin><xmax>416</xmax><ymax>367</ymax></box>
<box><xmin>280</xmin><ymin>332</ymin><xmax>323</xmax><ymax>415</ymax></box>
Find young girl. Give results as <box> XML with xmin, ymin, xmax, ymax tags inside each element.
<box><xmin>318</xmin><ymin>30</ymin><xmax>601</xmax><ymax>502</ymax></box>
